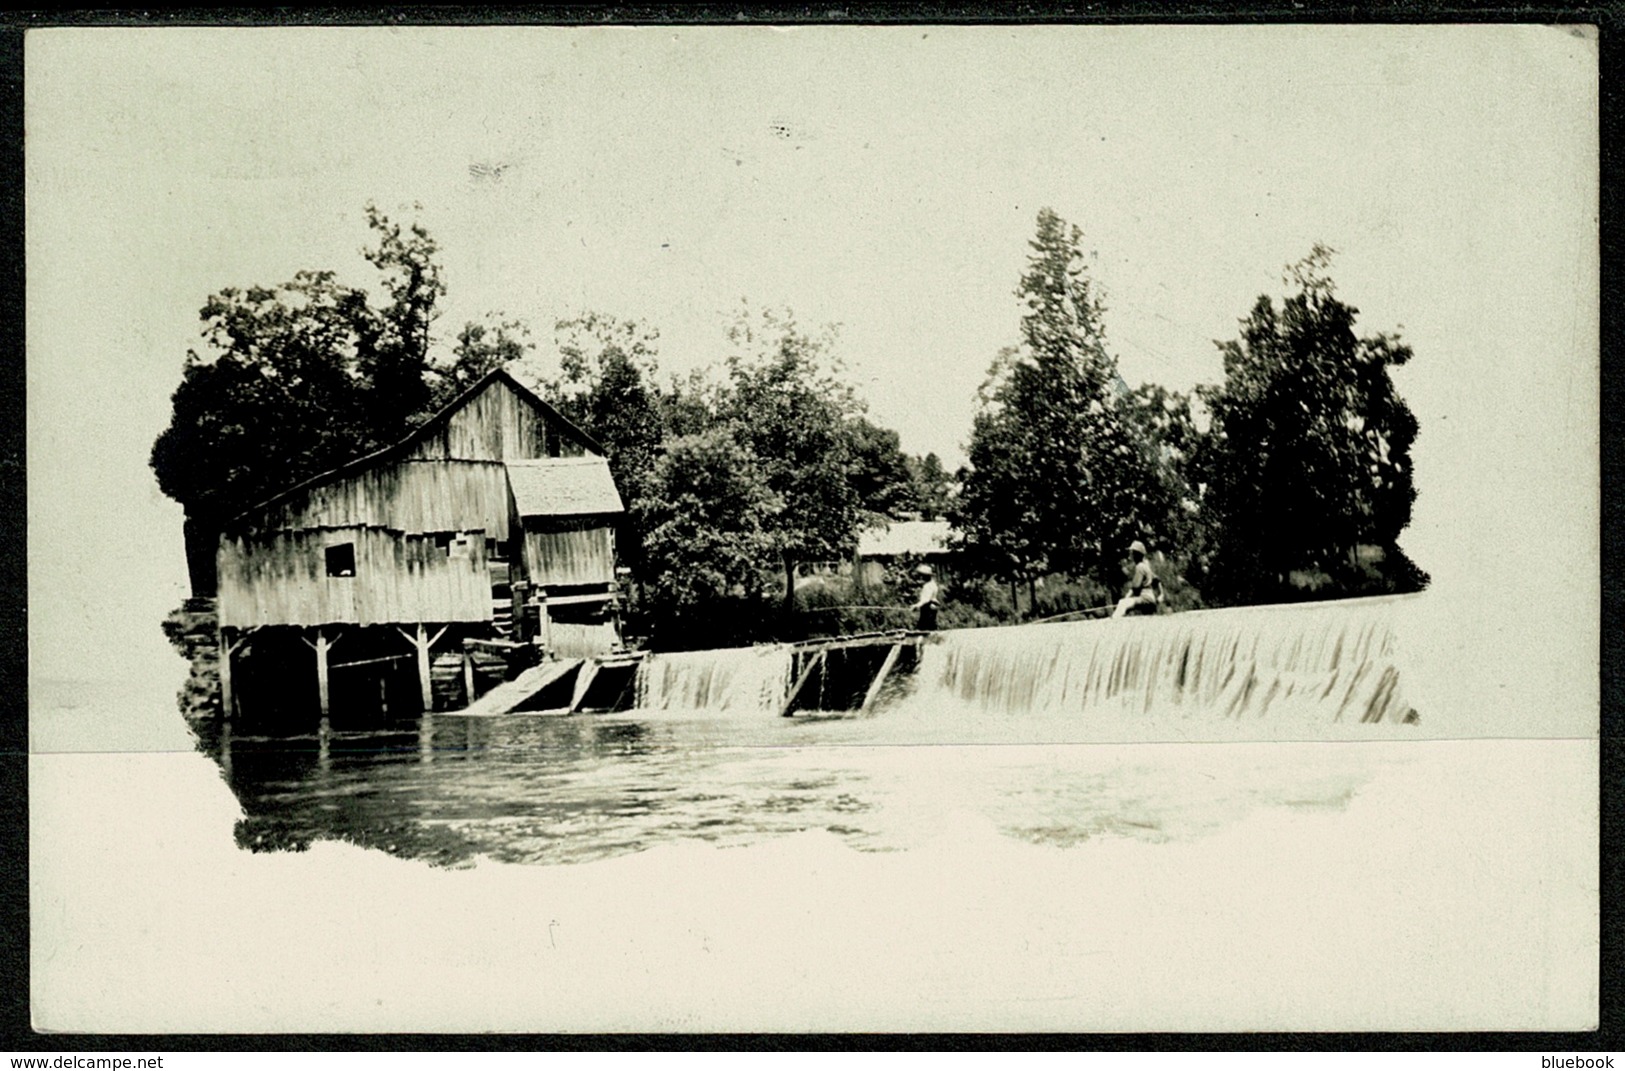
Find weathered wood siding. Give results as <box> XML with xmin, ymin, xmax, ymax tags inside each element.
<box><xmin>522</xmin><ymin>516</ymin><xmax>616</xmax><ymax>588</ymax></box>
<box><xmin>218</xmin><ymin>525</ymin><xmax>492</xmax><ymax>628</ymax></box>
<box><xmin>405</xmin><ymin>380</ymin><xmax>588</xmax><ymax>462</ymax></box>
<box><xmin>251</xmin><ymin>460</ymin><xmax>513</xmax><ymax>540</ymax></box>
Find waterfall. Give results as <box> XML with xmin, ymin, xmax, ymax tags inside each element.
<box><xmin>898</xmin><ymin>595</ymin><xmax>1417</xmax><ymax>725</ymax></box>
<box><xmin>635</xmin><ymin>644</ymin><xmax>795</xmax><ymax>715</ymax></box>
<box><xmin>629</xmin><ymin>596</ymin><xmax>1419</xmax><ymax>727</ymax></box>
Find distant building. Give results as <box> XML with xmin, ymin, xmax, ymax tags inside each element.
<box><xmin>214</xmin><ymin>369</ymin><xmax>625</xmax><ymax>718</ymax></box>
<box><xmin>855</xmin><ymin>519</ymin><xmax>954</xmax><ymax>587</ymax></box>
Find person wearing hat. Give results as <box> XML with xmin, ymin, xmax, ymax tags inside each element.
<box><xmin>913</xmin><ymin>563</ymin><xmax>941</xmax><ymax>631</ymax></box>
<box><xmin>1112</xmin><ymin>540</ymin><xmax>1160</xmax><ymax>618</ymax></box>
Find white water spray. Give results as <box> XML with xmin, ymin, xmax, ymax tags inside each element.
<box><xmin>901</xmin><ymin>595</ymin><xmax>1416</xmax><ymax>724</ymax></box>
<box><xmin>631</xmin><ymin>595</ymin><xmax>1418</xmax><ymax>728</ymax></box>
<box><xmin>634</xmin><ymin>644</ymin><xmax>795</xmax><ymax>715</ymax></box>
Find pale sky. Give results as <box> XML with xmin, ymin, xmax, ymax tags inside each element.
<box><xmin>26</xmin><ymin>24</ymin><xmax>1597</xmax><ymax>718</ymax></box>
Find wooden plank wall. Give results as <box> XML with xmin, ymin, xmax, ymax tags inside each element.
<box><xmin>523</xmin><ymin>519</ymin><xmax>616</xmax><ymax>588</ymax></box>
<box><xmin>405</xmin><ymin>380</ymin><xmax>589</xmax><ymax>462</ymax></box>
<box><xmin>218</xmin><ymin>525</ymin><xmax>493</xmax><ymax>628</ymax></box>
<box><xmin>253</xmin><ymin>459</ymin><xmax>514</xmax><ymax>540</ymax></box>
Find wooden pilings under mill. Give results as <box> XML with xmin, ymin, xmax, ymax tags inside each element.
<box><xmin>215</xmin><ymin>622</ymin><xmax>934</xmax><ymax>724</ymax></box>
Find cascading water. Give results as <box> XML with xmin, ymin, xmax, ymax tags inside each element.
<box><xmin>629</xmin><ymin>595</ymin><xmax>1418</xmax><ymax>729</ymax></box>
<box><xmin>899</xmin><ymin>594</ymin><xmax>1417</xmax><ymax>725</ymax></box>
<box><xmin>634</xmin><ymin>643</ymin><xmax>795</xmax><ymax>715</ymax></box>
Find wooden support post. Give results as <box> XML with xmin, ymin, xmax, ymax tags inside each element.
<box><xmin>463</xmin><ymin>647</ymin><xmax>477</xmax><ymax>706</ymax></box>
<box><xmin>398</xmin><ymin>623</ymin><xmax>447</xmax><ymax>713</ymax></box>
<box><xmin>779</xmin><ymin>649</ymin><xmax>827</xmax><ymax>718</ymax></box>
<box><xmin>302</xmin><ymin>628</ymin><xmax>339</xmax><ymax>718</ymax></box>
<box><xmin>860</xmin><ymin>643</ymin><xmax>905</xmax><ymax>713</ymax></box>
<box><xmin>511</xmin><ymin>582</ymin><xmax>529</xmax><ymax>644</ymax></box>
<box><xmin>416</xmin><ymin>624</ymin><xmax>433</xmax><ymax>711</ymax></box>
<box><xmin>315</xmin><ymin>632</ymin><xmax>331</xmax><ymax>717</ymax></box>
<box><xmin>539</xmin><ymin>593</ymin><xmax>552</xmax><ymax>656</ymax></box>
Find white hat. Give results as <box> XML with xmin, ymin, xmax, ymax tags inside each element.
<box><xmin>1128</xmin><ymin>540</ymin><xmax>1147</xmax><ymax>555</ymax></box>
<box><xmin>916</xmin><ymin>563</ymin><xmax>934</xmax><ymax>577</ymax></box>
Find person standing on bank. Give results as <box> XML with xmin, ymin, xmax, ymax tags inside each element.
<box><xmin>914</xmin><ymin>564</ymin><xmax>940</xmax><ymax>631</ymax></box>
<box><xmin>1112</xmin><ymin>540</ymin><xmax>1160</xmax><ymax>618</ymax></box>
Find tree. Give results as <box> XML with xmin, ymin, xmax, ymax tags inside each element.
<box><xmin>954</xmin><ymin>209</ymin><xmax>1175</xmax><ymax>597</ymax></box>
<box><xmin>1195</xmin><ymin>244</ymin><xmax>1425</xmax><ymax>603</ymax></box>
<box><xmin>151</xmin><ymin>207</ymin><xmax>450</xmax><ymax>591</ymax></box>
<box><xmin>356</xmin><ymin>202</ymin><xmax>446</xmax><ymax>440</ymax></box>
<box><xmin>1120</xmin><ymin>381</ymin><xmax>1202</xmax><ymax>549</ymax></box>
<box><xmin>545</xmin><ymin>314</ymin><xmax>668</xmax><ymax>586</ymax></box>
<box><xmin>639</xmin><ymin>427</ymin><xmax>783</xmax><ymax>648</ymax></box>
<box><xmin>845</xmin><ymin>416</ymin><xmax>917</xmax><ymax>521</ymax></box>
<box><xmin>717</xmin><ymin>307</ymin><xmax>864</xmax><ymax>617</ymax></box>
<box><xmin>151</xmin><ymin>269</ymin><xmax>378</xmax><ymax>523</ymax></box>
<box><xmin>433</xmin><ymin>315</ymin><xmax>533</xmax><ymax>408</ymax></box>
<box><xmin>905</xmin><ymin>452</ymin><xmax>953</xmax><ymax>521</ymax></box>
<box><xmin>952</xmin><ymin>347</ymin><xmax>1046</xmax><ymax>588</ymax></box>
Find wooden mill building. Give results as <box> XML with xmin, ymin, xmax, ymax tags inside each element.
<box><xmin>214</xmin><ymin>369</ymin><xmax>626</xmax><ymax>721</ymax></box>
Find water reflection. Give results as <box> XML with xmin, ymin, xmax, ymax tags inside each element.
<box><xmin>196</xmin><ymin>707</ymin><xmax>1387</xmax><ymax>869</ymax></box>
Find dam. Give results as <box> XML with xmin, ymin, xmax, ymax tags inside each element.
<box><xmin>198</xmin><ymin>593</ymin><xmax>1424</xmax><ymax>864</ymax></box>
<box><xmin>628</xmin><ymin>594</ymin><xmax>1418</xmax><ymax>727</ymax></box>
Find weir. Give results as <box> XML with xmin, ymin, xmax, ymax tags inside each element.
<box><xmin>633</xmin><ymin>643</ymin><xmax>795</xmax><ymax>715</ymax></box>
<box><xmin>899</xmin><ymin>595</ymin><xmax>1417</xmax><ymax>725</ymax></box>
<box><xmin>418</xmin><ymin>594</ymin><xmax>1418</xmax><ymax>725</ymax></box>
<box><xmin>628</xmin><ymin>595</ymin><xmax>1419</xmax><ymax>726</ymax></box>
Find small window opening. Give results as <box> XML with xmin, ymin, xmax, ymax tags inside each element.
<box><xmin>325</xmin><ymin>543</ymin><xmax>356</xmax><ymax>578</ymax></box>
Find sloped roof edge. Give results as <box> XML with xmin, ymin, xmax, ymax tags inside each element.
<box><xmin>228</xmin><ymin>368</ymin><xmax>606</xmax><ymax>526</ymax></box>
<box><xmin>505</xmin><ymin>457</ymin><xmax>626</xmax><ymax>518</ymax></box>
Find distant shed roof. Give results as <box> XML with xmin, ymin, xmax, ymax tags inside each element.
<box><xmin>505</xmin><ymin>457</ymin><xmax>625</xmax><ymax>518</ymax></box>
<box><xmin>857</xmin><ymin>519</ymin><xmax>953</xmax><ymax>559</ymax></box>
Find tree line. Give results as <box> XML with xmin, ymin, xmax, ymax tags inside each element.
<box><xmin>152</xmin><ymin>204</ymin><xmax>1425</xmax><ymax>650</ymax></box>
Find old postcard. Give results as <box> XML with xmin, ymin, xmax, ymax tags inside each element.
<box><xmin>26</xmin><ymin>23</ymin><xmax>1598</xmax><ymax>1032</ymax></box>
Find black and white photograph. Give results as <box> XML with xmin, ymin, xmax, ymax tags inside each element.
<box><xmin>25</xmin><ymin>22</ymin><xmax>1599</xmax><ymax>1033</ymax></box>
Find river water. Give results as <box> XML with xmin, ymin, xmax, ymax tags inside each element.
<box><xmin>197</xmin><ymin>597</ymin><xmax>1422</xmax><ymax>868</ymax></box>
<box><xmin>198</xmin><ymin>710</ymin><xmax>1401</xmax><ymax>867</ymax></box>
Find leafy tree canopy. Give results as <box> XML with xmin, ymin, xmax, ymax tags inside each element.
<box><xmin>544</xmin><ymin>314</ymin><xmax>669</xmax><ymax>580</ymax></box>
<box><xmin>717</xmin><ymin>306</ymin><xmax>865</xmax><ymax>609</ymax></box>
<box><xmin>435</xmin><ymin>315</ymin><xmax>534</xmax><ymax>408</ymax></box>
<box><xmin>153</xmin><ymin>205</ymin><xmax>449</xmax><ymax>525</ymax></box>
<box><xmin>639</xmin><ymin>427</ymin><xmax>784</xmax><ymax>646</ymax></box>
<box><xmin>904</xmin><ymin>452</ymin><xmax>953</xmax><ymax>521</ymax></box>
<box><xmin>954</xmin><ymin>209</ymin><xmax>1179</xmax><ymax>590</ymax></box>
<box><xmin>1195</xmin><ymin>244</ymin><xmax>1425</xmax><ymax>601</ymax></box>
<box><xmin>846</xmin><ymin>416</ymin><xmax>918</xmax><ymax>521</ymax></box>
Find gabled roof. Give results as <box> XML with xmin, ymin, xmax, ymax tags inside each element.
<box><xmin>505</xmin><ymin>457</ymin><xmax>625</xmax><ymax>518</ymax></box>
<box><xmin>857</xmin><ymin>519</ymin><xmax>954</xmax><ymax>559</ymax></box>
<box><xmin>230</xmin><ymin>368</ymin><xmax>604</xmax><ymax>525</ymax></box>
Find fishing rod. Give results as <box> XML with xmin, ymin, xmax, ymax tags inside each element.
<box><xmin>1028</xmin><ymin>603</ymin><xmax>1116</xmax><ymax>624</ymax></box>
<box><xmin>803</xmin><ymin>603</ymin><xmax>1118</xmax><ymax>624</ymax></box>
